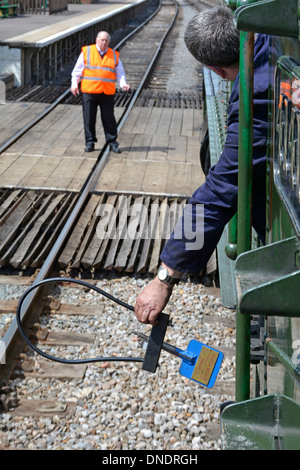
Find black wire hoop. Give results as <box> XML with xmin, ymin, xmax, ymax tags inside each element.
<box><xmin>16</xmin><ymin>277</ymin><xmax>144</xmax><ymax>365</ymax></box>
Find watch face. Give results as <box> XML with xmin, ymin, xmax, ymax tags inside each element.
<box><xmin>158</xmin><ymin>267</ymin><xmax>168</xmax><ymax>281</ymax></box>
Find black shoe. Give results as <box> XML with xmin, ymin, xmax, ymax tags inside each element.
<box><xmin>85</xmin><ymin>143</ymin><xmax>94</xmax><ymax>152</ymax></box>
<box><xmin>110</xmin><ymin>142</ymin><xmax>121</xmax><ymax>154</ymax></box>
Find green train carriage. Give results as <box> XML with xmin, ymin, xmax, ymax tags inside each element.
<box><xmin>203</xmin><ymin>0</ymin><xmax>300</xmax><ymax>449</ymax></box>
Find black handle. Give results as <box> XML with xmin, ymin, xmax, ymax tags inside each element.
<box><xmin>142</xmin><ymin>312</ymin><xmax>170</xmax><ymax>373</ymax></box>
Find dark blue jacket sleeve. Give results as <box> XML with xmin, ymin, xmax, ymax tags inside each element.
<box><xmin>160</xmin><ymin>34</ymin><xmax>275</xmax><ymax>275</ymax></box>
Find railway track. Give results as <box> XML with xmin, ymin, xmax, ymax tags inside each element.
<box><xmin>0</xmin><ymin>273</ymin><xmax>236</xmax><ymax>450</ymax></box>
<box><xmin>0</xmin><ymin>0</ymin><xmax>202</xmax><ymax>275</ymax></box>
<box><xmin>0</xmin><ymin>0</ymin><xmax>181</xmax><ymax>375</ymax></box>
<box><xmin>0</xmin><ymin>0</ymin><xmax>236</xmax><ymax>451</ymax></box>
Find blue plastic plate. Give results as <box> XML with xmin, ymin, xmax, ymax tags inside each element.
<box><xmin>179</xmin><ymin>340</ymin><xmax>224</xmax><ymax>388</ymax></box>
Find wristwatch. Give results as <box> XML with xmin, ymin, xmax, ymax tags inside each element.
<box><xmin>157</xmin><ymin>265</ymin><xmax>180</xmax><ymax>286</ymax></box>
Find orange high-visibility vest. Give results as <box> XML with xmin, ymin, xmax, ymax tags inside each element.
<box><xmin>80</xmin><ymin>45</ymin><xmax>119</xmax><ymax>95</ymax></box>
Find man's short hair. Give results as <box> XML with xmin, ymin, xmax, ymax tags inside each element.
<box><xmin>97</xmin><ymin>31</ymin><xmax>111</xmax><ymax>41</ymax></box>
<box><xmin>184</xmin><ymin>6</ymin><xmax>240</xmax><ymax>67</ymax></box>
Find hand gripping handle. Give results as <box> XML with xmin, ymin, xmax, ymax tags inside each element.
<box><xmin>142</xmin><ymin>312</ymin><xmax>170</xmax><ymax>373</ymax></box>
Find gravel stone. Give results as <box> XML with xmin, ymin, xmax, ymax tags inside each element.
<box><xmin>0</xmin><ymin>271</ymin><xmax>236</xmax><ymax>450</ymax></box>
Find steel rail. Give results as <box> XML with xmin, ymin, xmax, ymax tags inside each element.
<box><xmin>0</xmin><ymin>0</ymin><xmax>179</xmax><ymax>370</ymax></box>
<box><xmin>0</xmin><ymin>87</ymin><xmax>71</xmax><ymax>154</ymax></box>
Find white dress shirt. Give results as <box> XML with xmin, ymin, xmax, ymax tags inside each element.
<box><xmin>71</xmin><ymin>45</ymin><xmax>128</xmax><ymax>89</ymax></box>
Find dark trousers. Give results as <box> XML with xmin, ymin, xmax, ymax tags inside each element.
<box><xmin>82</xmin><ymin>92</ymin><xmax>117</xmax><ymax>145</ymax></box>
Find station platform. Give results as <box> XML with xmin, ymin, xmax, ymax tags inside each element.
<box><xmin>0</xmin><ymin>1</ymin><xmax>145</xmax><ymax>45</ymax></box>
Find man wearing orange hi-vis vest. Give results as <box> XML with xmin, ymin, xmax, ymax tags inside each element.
<box><xmin>71</xmin><ymin>31</ymin><xmax>130</xmax><ymax>153</ymax></box>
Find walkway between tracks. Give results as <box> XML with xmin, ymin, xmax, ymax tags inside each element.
<box><xmin>0</xmin><ymin>100</ymin><xmax>204</xmax><ymax>196</ymax></box>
